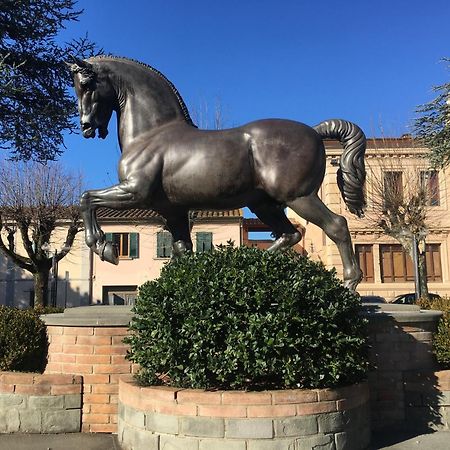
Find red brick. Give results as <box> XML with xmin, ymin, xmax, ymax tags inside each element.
<box><xmin>93</xmin><ymin>364</ymin><xmax>131</xmax><ymax>374</ymax></box>
<box><xmin>84</xmin><ymin>393</ymin><xmax>110</xmax><ymax>404</ymax></box>
<box><xmin>76</xmin><ymin>355</ymin><xmax>111</xmax><ymax>365</ymax></box>
<box><xmin>83</xmin><ymin>404</ymin><xmax>91</xmax><ymax>414</ymax></box>
<box><xmin>62</xmin><ymin>363</ymin><xmax>93</xmax><ymax>374</ymax></box>
<box><xmin>63</xmin><ymin>344</ymin><xmax>93</xmax><ymax>354</ymax></box>
<box><xmin>198</xmin><ymin>405</ymin><xmax>247</xmax><ymax>417</ymax></box>
<box><xmin>92</xmin><ymin>384</ymin><xmax>118</xmax><ymax>394</ymax></box>
<box><xmin>76</xmin><ymin>336</ymin><xmax>112</xmax><ymax>345</ymax></box>
<box><xmin>297</xmin><ymin>401</ymin><xmax>337</xmax><ymax>415</ymax></box>
<box><xmin>131</xmin><ymin>364</ymin><xmax>140</xmax><ymax>374</ymax></box>
<box><xmin>222</xmin><ymin>391</ymin><xmax>272</xmax><ymax>405</ymax></box>
<box><xmin>49</xmin><ymin>353</ymin><xmax>76</xmax><ymax>364</ymax></box>
<box><xmin>272</xmin><ymin>390</ymin><xmax>318</xmax><ymax>404</ymax></box>
<box><xmin>177</xmin><ymin>389</ymin><xmax>222</xmax><ymax>404</ymax></box>
<box><xmin>111</xmin><ymin>355</ymin><xmax>129</xmax><ymax>365</ymax></box>
<box><xmin>90</xmin><ymin>403</ymin><xmax>118</xmax><ymax>414</ymax></box>
<box><xmin>34</xmin><ymin>374</ymin><xmax>74</xmax><ymax>385</ymax></box>
<box><xmin>89</xmin><ymin>424</ymin><xmax>117</xmax><ymax>433</ymax></box>
<box><xmin>337</xmin><ymin>394</ymin><xmax>368</xmax><ymax>411</ymax></box>
<box><xmin>94</xmin><ymin>327</ymin><xmax>128</xmax><ymax>336</ymax></box>
<box><xmin>44</xmin><ymin>362</ymin><xmax>63</xmax><ymax>373</ymax></box>
<box><xmin>94</xmin><ymin>345</ymin><xmax>129</xmax><ymax>355</ymax></box>
<box><xmin>247</xmin><ymin>404</ymin><xmax>297</xmax><ymax>417</ymax></box>
<box><xmin>1</xmin><ymin>373</ymin><xmax>34</xmax><ymax>384</ymax></box>
<box><xmin>15</xmin><ymin>384</ymin><xmax>51</xmax><ymax>395</ymax></box>
<box><xmin>153</xmin><ymin>401</ymin><xmax>197</xmax><ymax>416</ymax></box>
<box><xmin>82</xmin><ymin>413</ymin><xmax>110</xmax><ymax>424</ymax></box>
<box><xmin>50</xmin><ymin>335</ymin><xmax>77</xmax><ymax>345</ymax></box>
<box><xmin>64</xmin><ymin>327</ymin><xmax>94</xmax><ymax>335</ymax></box>
<box><xmin>47</xmin><ymin>326</ymin><xmax>64</xmax><ymax>335</ymax></box>
<box><xmin>83</xmin><ymin>374</ymin><xmax>110</xmax><ymax>385</ymax></box>
<box><xmin>110</xmin><ymin>395</ymin><xmax>118</xmax><ymax>404</ymax></box>
<box><xmin>0</xmin><ymin>384</ymin><xmax>14</xmax><ymax>393</ymax></box>
<box><xmin>51</xmin><ymin>385</ymin><xmax>82</xmax><ymax>395</ymax></box>
<box><xmin>47</xmin><ymin>343</ymin><xmax>63</xmax><ymax>353</ymax></box>
<box><xmin>112</xmin><ymin>336</ymin><xmax>126</xmax><ymax>345</ymax></box>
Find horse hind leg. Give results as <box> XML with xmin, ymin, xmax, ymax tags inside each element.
<box><xmin>287</xmin><ymin>194</ymin><xmax>362</xmax><ymax>291</ymax></box>
<box><xmin>161</xmin><ymin>210</ymin><xmax>193</xmax><ymax>258</ymax></box>
<box><xmin>249</xmin><ymin>202</ymin><xmax>301</xmax><ymax>252</ymax></box>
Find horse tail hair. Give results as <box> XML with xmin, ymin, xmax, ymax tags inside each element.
<box><xmin>313</xmin><ymin>119</ymin><xmax>367</xmax><ymax>217</ymax></box>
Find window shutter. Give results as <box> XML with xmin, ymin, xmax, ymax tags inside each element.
<box><xmin>129</xmin><ymin>233</ymin><xmax>139</xmax><ymax>258</ymax></box>
<box><xmin>196</xmin><ymin>232</ymin><xmax>213</xmax><ymax>252</ymax></box>
<box><xmin>157</xmin><ymin>231</ymin><xmax>172</xmax><ymax>258</ymax></box>
<box><xmin>105</xmin><ymin>232</ymin><xmax>113</xmax><ymax>242</ymax></box>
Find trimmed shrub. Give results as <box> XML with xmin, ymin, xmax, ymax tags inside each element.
<box><xmin>0</xmin><ymin>306</ymin><xmax>48</xmax><ymax>372</ymax></box>
<box><xmin>126</xmin><ymin>245</ymin><xmax>369</xmax><ymax>390</ymax></box>
<box><xmin>418</xmin><ymin>296</ymin><xmax>450</xmax><ymax>368</ymax></box>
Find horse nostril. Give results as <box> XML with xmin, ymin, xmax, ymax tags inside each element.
<box><xmin>81</xmin><ymin>122</ymin><xmax>91</xmax><ymax>130</ymax></box>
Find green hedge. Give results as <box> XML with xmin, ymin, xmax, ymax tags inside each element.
<box><xmin>126</xmin><ymin>245</ymin><xmax>369</xmax><ymax>390</ymax></box>
<box><xmin>418</xmin><ymin>296</ymin><xmax>450</xmax><ymax>368</ymax></box>
<box><xmin>0</xmin><ymin>306</ymin><xmax>48</xmax><ymax>372</ymax></box>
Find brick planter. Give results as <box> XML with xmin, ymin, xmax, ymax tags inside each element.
<box><xmin>0</xmin><ymin>372</ymin><xmax>82</xmax><ymax>433</ymax></box>
<box><xmin>118</xmin><ymin>376</ymin><xmax>370</xmax><ymax>450</ymax></box>
<box><xmin>42</xmin><ymin>306</ymin><xmax>137</xmax><ymax>432</ymax></box>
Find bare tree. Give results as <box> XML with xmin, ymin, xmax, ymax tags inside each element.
<box><xmin>363</xmin><ymin>138</ymin><xmax>442</xmax><ymax>298</ymax></box>
<box><xmin>190</xmin><ymin>97</ymin><xmax>227</xmax><ymax>130</ymax></box>
<box><xmin>0</xmin><ymin>162</ymin><xmax>83</xmax><ymax>307</ymax></box>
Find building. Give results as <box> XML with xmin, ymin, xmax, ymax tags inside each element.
<box><xmin>0</xmin><ymin>209</ymin><xmax>242</xmax><ymax>307</ymax></box>
<box><xmin>288</xmin><ymin>137</ymin><xmax>450</xmax><ymax>299</ymax></box>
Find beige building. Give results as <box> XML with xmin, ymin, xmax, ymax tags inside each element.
<box><xmin>288</xmin><ymin>137</ymin><xmax>450</xmax><ymax>300</ymax></box>
<box><xmin>0</xmin><ymin>209</ymin><xmax>242</xmax><ymax>307</ymax></box>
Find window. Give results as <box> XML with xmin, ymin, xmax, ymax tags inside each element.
<box><xmin>420</xmin><ymin>171</ymin><xmax>440</xmax><ymax>206</ymax></box>
<box><xmin>383</xmin><ymin>171</ymin><xmax>403</xmax><ymax>204</ymax></box>
<box><xmin>380</xmin><ymin>244</ymin><xmax>414</xmax><ymax>283</ymax></box>
<box><xmin>102</xmin><ymin>285</ymin><xmax>137</xmax><ymax>305</ymax></box>
<box><xmin>105</xmin><ymin>232</ymin><xmax>139</xmax><ymax>258</ymax></box>
<box><xmin>196</xmin><ymin>232</ymin><xmax>213</xmax><ymax>252</ymax></box>
<box><xmin>157</xmin><ymin>231</ymin><xmax>173</xmax><ymax>258</ymax></box>
<box><xmin>425</xmin><ymin>244</ymin><xmax>442</xmax><ymax>282</ymax></box>
<box><xmin>355</xmin><ymin>244</ymin><xmax>374</xmax><ymax>282</ymax></box>
<box><xmin>380</xmin><ymin>243</ymin><xmax>442</xmax><ymax>283</ymax></box>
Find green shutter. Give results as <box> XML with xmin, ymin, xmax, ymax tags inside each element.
<box><xmin>196</xmin><ymin>232</ymin><xmax>213</xmax><ymax>252</ymax></box>
<box><xmin>105</xmin><ymin>232</ymin><xmax>112</xmax><ymax>242</ymax></box>
<box><xmin>129</xmin><ymin>233</ymin><xmax>139</xmax><ymax>258</ymax></box>
<box><xmin>157</xmin><ymin>231</ymin><xmax>173</xmax><ymax>258</ymax></box>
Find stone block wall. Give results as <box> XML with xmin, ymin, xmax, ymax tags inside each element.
<box><xmin>45</xmin><ymin>324</ymin><xmax>138</xmax><ymax>432</ymax></box>
<box><xmin>118</xmin><ymin>376</ymin><xmax>371</xmax><ymax>450</ymax></box>
<box><xmin>0</xmin><ymin>372</ymin><xmax>82</xmax><ymax>433</ymax></box>
<box><xmin>403</xmin><ymin>370</ymin><xmax>450</xmax><ymax>431</ymax></box>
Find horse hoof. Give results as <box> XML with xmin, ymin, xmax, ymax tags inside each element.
<box><xmin>102</xmin><ymin>242</ymin><xmax>119</xmax><ymax>265</ymax></box>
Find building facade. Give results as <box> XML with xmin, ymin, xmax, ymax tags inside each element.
<box><xmin>288</xmin><ymin>137</ymin><xmax>450</xmax><ymax>300</ymax></box>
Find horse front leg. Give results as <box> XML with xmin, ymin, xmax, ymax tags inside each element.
<box><xmin>80</xmin><ymin>183</ymin><xmax>142</xmax><ymax>265</ymax></box>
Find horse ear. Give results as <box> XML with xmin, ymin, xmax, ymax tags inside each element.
<box><xmin>66</xmin><ymin>55</ymin><xmax>96</xmax><ymax>83</ymax></box>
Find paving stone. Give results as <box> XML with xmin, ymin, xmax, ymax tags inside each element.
<box><xmin>317</xmin><ymin>412</ymin><xmax>347</xmax><ymax>433</ymax></box>
<box><xmin>29</xmin><ymin>395</ymin><xmax>64</xmax><ymax>410</ymax></box>
<box><xmin>64</xmin><ymin>394</ymin><xmax>82</xmax><ymax>409</ymax></box>
<box><xmin>297</xmin><ymin>433</ymin><xmax>335</xmax><ymax>450</ymax></box>
<box><xmin>0</xmin><ymin>394</ymin><xmax>25</xmax><ymax>408</ymax></box>
<box><xmin>146</xmin><ymin>412</ymin><xmax>179</xmax><ymax>434</ymax></box>
<box><xmin>0</xmin><ymin>409</ymin><xmax>20</xmax><ymax>433</ymax></box>
<box><xmin>225</xmin><ymin>418</ymin><xmax>273</xmax><ymax>439</ymax></box>
<box><xmin>124</xmin><ymin>404</ymin><xmax>145</xmax><ymax>428</ymax></box>
<box><xmin>199</xmin><ymin>438</ymin><xmax>246</xmax><ymax>450</ymax></box>
<box><xmin>247</xmin><ymin>438</ymin><xmax>298</xmax><ymax>450</ymax></box>
<box><xmin>18</xmin><ymin>409</ymin><xmax>42</xmax><ymax>432</ymax></box>
<box><xmin>274</xmin><ymin>415</ymin><xmax>318</xmax><ymax>437</ymax></box>
<box><xmin>122</xmin><ymin>425</ymin><xmax>159</xmax><ymax>450</ymax></box>
<box><xmin>181</xmin><ymin>416</ymin><xmax>224</xmax><ymax>438</ymax></box>
<box><xmin>160</xmin><ymin>434</ymin><xmax>199</xmax><ymax>450</ymax></box>
<box><xmin>42</xmin><ymin>409</ymin><xmax>81</xmax><ymax>433</ymax></box>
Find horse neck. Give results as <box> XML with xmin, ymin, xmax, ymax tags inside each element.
<box><xmin>114</xmin><ymin>76</ymin><xmax>187</xmax><ymax>150</ymax></box>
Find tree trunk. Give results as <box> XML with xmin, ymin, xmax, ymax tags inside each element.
<box><xmin>418</xmin><ymin>251</ymin><xmax>429</xmax><ymax>299</ymax></box>
<box><xmin>33</xmin><ymin>270</ymin><xmax>49</xmax><ymax>308</ymax></box>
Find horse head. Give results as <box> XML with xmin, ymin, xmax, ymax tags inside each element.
<box><xmin>67</xmin><ymin>57</ymin><xmax>115</xmax><ymax>139</ymax></box>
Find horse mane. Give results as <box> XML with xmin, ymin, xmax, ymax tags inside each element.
<box><xmin>89</xmin><ymin>55</ymin><xmax>196</xmax><ymax>127</ymax></box>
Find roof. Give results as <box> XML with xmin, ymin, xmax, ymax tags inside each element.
<box><xmin>96</xmin><ymin>207</ymin><xmax>242</xmax><ymax>221</ymax></box>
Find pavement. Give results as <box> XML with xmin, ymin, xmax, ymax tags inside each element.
<box><xmin>0</xmin><ymin>431</ymin><xmax>449</xmax><ymax>450</ymax></box>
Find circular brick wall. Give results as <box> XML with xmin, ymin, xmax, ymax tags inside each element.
<box><xmin>118</xmin><ymin>376</ymin><xmax>370</xmax><ymax>449</ymax></box>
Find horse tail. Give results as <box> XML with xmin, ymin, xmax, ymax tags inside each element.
<box><xmin>313</xmin><ymin>119</ymin><xmax>366</xmax><ymax>217</ymax></box>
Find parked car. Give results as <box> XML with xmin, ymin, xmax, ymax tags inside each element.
<box><xmin>360</xmin><ymin>295</ymin><xmax>387</xmax><ymax>304</ymax></box>
<box><xmin>392</xmin><ymin>292</ymin><xmax>442</xmax><ymax>305</ymax></box>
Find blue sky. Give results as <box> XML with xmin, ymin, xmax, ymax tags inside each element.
<box><xmin>59</xmin><ymin>0</ymin><xmax>450</xmax><ymax>188</ymax></box>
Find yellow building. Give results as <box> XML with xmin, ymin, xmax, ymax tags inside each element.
<box><xmin>288</xmin><ymin>137</ymin><xmax>450</xmax><ymax>300</ymax></box>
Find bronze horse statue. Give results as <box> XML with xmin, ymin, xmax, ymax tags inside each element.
<box><xmin>68</xmin><ymin>56</ymin><xmax>366</xmax><ymax>290</ymax></box>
